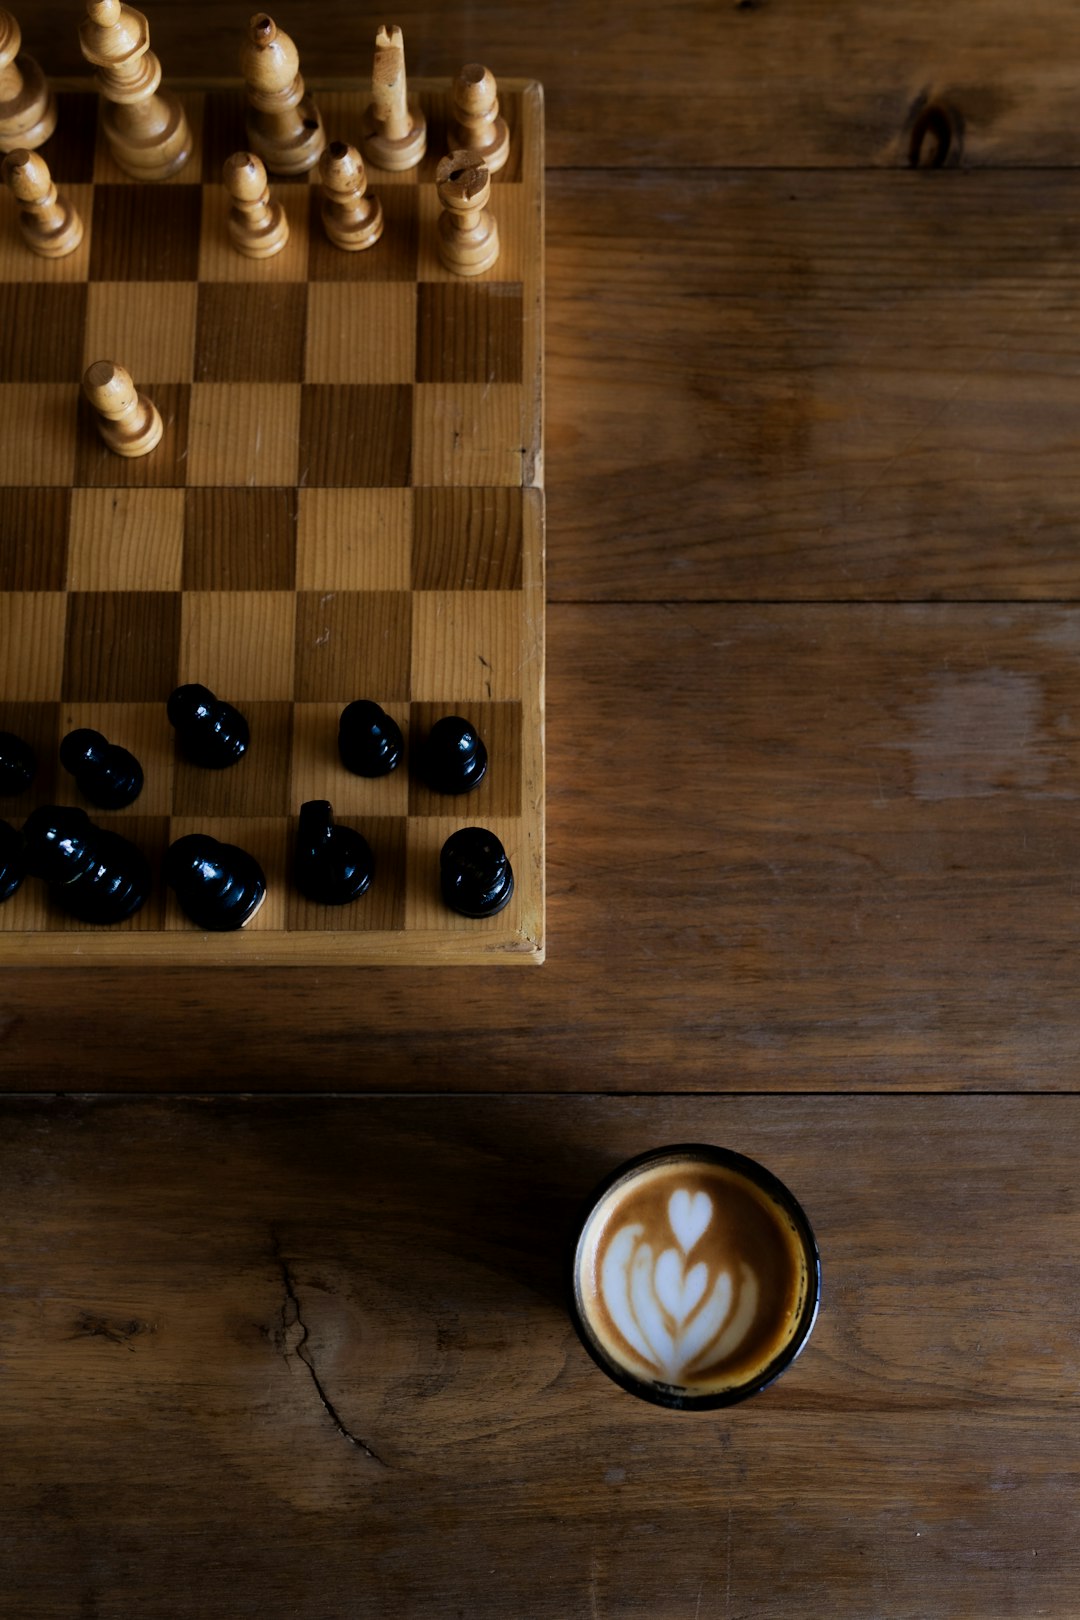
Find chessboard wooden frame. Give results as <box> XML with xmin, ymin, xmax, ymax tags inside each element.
<box><xmin>0</xmin><ymin>76</ymin><xmax>544</xmax><ymax>965</ymax></box>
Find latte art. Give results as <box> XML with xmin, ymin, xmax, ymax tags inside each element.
<box><xmin>571</xmin><ymin>1147</ymin><xmax>819</xmax><ymax>1407</ymax></box>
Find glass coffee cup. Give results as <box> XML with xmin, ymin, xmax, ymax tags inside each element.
<box><xmin>568</xmin><ymin>1143</ymin><xmax>820</xmax><ymax>1410</ymax></box>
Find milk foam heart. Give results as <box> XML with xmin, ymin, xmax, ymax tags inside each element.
<box><xmin>668</xmin><ymin>1188</ymin><xmax>712</xmax><ymax>1253</ymax></box>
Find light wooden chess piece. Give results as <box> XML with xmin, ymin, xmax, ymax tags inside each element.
<box><xmin>435</xmin><ymin>150</ymin><xmax>499</xmax><ymax>277</ymax></box>
<box><xmin>318</xmin><ymin>140</ymin><xmax>382</xmax><ymax>252</ymax></box>
<box><xmin>223</xmin><ymin>150</ymin><xmax>289</xmax><ymax>258</ymax></box>
<box><xmin>83</xmin><ymin>359</ymin><xmax>162</xmax><ymax>458</ymax></box>
<box><xmin>0</xmin><ymin>8</ymin><xmax>57</xmax><ymax>152</ymax></box>
<box><xmin>449</xmin><ymin>63</ymin><xmax>509</xmax><ymax>175</ymax></box>
<box><xmin>359</xmin><ymin>24</ymin><xmax>425</xmax><ymax>173</ymax></box>
<box><xmin>239</xmin><ymin>13</ymin><xmax>325</xmax><ymax>177</ymax></box>
<box><xmin>79</xmin><ymin>0</ymin><xmax>191</xmax><ymax>180</ymax></box>
<box><xmin>1</xmin><ymin>148</ymin><xmax>82</xmax><ymax>257</ymax></box>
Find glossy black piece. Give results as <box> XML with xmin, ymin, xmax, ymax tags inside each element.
<box><xmin>440</xmin><ymin>826</ymin><xmax>514</xmax><ymax>918</ymax></box>
<box><xmin>0</xmin><ymin>818</ymin><xmax>26</xmax><ymax>903</ymax></box>
<box><xmin>0</xmin><ymin>730</ymin><xmax>36</xmax><ymax>797</ymax></box>
<box><xmin>59</xmin><ymin>727</ymin><xmax>143</xmax><ymax>809</ymax></box>
<box><xmin>164</xmin><ymin>833</ymin><xmax>266</xmax><ymax>932</ymax></box>
<box><xmin>22</xmin><ymin>804</ymin><xmax>149</xmax><ymax>924</ymax></box>
<box><xmin>422</xmin><ymin>715</ymin><xmax>488</xmax><ymax>795</ymax></box>
<box><xmin>338</xmin><ymin>699</ymin><xmax>403</xmax><ymax>778</ymax></box>
<box><xmin>167</xmin><ymin>683</ymin><xmax>250</xmax><ymax>769</ymax></box>
<box><xmin>294</xmin><ymin>800</ymin><xmax>374</xmax><ymax>906</ymax></box>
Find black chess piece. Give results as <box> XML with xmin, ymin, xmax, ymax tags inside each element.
<box><xmin>164</xmin><ymin>833</ymin><xmax>266</xmax><ymax>931</ymax></box>
<box><xmin>59</xmin><ymin>727</ymin><xmax>143</xmax><ymax>809</ymax></box>
<box><xmin>22</xmin><ymin>805</ymin><xmax>150</xmax><ymax>924</ymax></box>
<box><xmin>167</xmin><ymin>684</ymin><xmax>250</xmax><ymax>769</ymax></box>
<box><xmin>338</xmin><ymin>699</ymin><xmax>403</xmax><ymax>777</ymax></box>
<box><xmin>422</xmin><ymin>715</ymin><xmax>488</xmax><ymax>795</ymax></box>
<box><xmin>0</xmin><ymin>818</ymin><xmax>26</xmax><ymax>903</ymax></box>
<box><xmin>440</xmin><ymin>826</ymin><xmax>514</xmax><ymax>918</ymax></box>
<box><xmin>294</xmin><ymin>800</ymin><xmax>374</xmax><ymax>905</ymax></box>
<box><xmin>0</xmin><ymin>730</ymin><xmax>36</xmax><ymax>796</ymax></box>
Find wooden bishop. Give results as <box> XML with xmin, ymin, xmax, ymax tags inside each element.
<box><xmin>318</xmin><ymin>141</ymin><xmax>382</xmax><ymax>252</ymax></box>
<box><xmin>223</xmin><ymin>150</ymin><xmax>289</xmax><ymax>258</ymax></box>
<box><xmin>359</xmin><ymin>24</ymin><xmax>425</xmax><ymax>172</ymax></box>
<box><xmin>435</xmin><ymin>151</ymin><xmax>500</xmax><ymax>277</ymax></box>
<box><xmin>239</xmin><ymin>13</ymin><xmax>325</xmax><ymax>177</ymax></box>
<box><xmin>449</xmin><ymin>63</ymin><xmax>509</xmax><ymax>174</ymax></box>
<box><xmin>79</xmin><ymin>0</ymin><xmax>191</xmax><ymax>180</ymax></box>
<box><xmin>1</xmin><ymin>148</ymin><xmax>82</xmax><ymax>257</ymax></box>
<box><xmin>0</xmin><ymin>8</ymin><xmax>56</xmax><ymax>152</ymax></box>
<box><xmin>83</xmin><ymin>360</ymin><xmax>162</xmax><ymax>458</ymax></box>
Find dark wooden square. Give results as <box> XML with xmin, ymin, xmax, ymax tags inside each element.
<box><xmin>39</xmin><ymin>92</ymin><xmax>98</xmax><ymax>183</ymax></box>
<box><xmin>0</xmin><ymin>701</ymin><xmax>59</xmax><ymax>808</ymax></box>
<box><xmin>285</xmin><ymin>815</ymin><xmax>406</xmax><ymax>932</ymax></box>
<box><xmin>416</xmin><ymin>283</ymin><xmax>524</xmax><ymax>384</ymax></box>
<box><xmin>299</xmin><ymin>385</ymin><xmax>412</xmax><ymax>487</ymax></box>
<box><xmin>170</xmin><ymin>701</ymin><xmax>293</xmax><ymax>816</ymax></box>
<box><xmin>412</xmin><ymin>488</ymin><xmax>523</xmax><ymax>590</ymax></box>
<box><xmin>294</xmin><ymin>590</ymin><xmax>411</xmax><ymax>701</ymax></box>
<box><xmin>182</xmin><ymin>489</ymin><xmax>297</xmax><ymax>590</ymax></box>
<box><xmin>195</xmin><ymin>284</ymin><xmax>308</xmax><ymax>382</ymax></box>
<box><xmin>0</xmin><ymin>285</ymin><xmax>87</xmax><ymax>382</ymax></box>
<box><xmin>74</xmin><ymin>383</ymin><xmax>190</xmax><ymax>489</ymax></box>
<box><xmin>0</xmin><ymin>490</ymin><xmax>69</xmax><ymax>590</ymax></box>
<box><xmin>63</xmin><ymin>591</ymin><xmax>181</xmax><ymax>702</ymax></box>
<box><xmin>408</xmin><ymin>700</ymin><xmax>522</xmax><ymax>817</ymax></box>
<box><xmin>89</xmin><ymin>185</ymin><xmax>202</xmax><ymax>281</ymax></box>
<box><xmin>308</xmin><ymin>186</ymin><xmax>418</xmax><ymax>282</ymax></box>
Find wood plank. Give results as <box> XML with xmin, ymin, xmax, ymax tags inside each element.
<box><xmin>546</xmin><ymin>169</ymin><xmax>1080</xmax><ymax>602</ymax></box>
<box><xmin>1</xmin><ymin>1093</ymin><xmax>1076</xmax><ymax>1617</ymax></box>
<box><xmin>20</xmin><ymin>1</ymin><xmax>1080</xmax><ymax>168</ymax></box>
<box><xmin>5</xmin><ymin>602</ymin><xmax>1080</xmax><ymax>1090</ymax></box>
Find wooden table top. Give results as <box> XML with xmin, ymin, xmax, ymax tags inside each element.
<box><xmin>5</xmin><ymin>4</ymin><xmax>1078</xmax><ymax>1615</ymax></box>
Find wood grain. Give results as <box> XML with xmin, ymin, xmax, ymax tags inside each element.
<box><xmin>1</xmin><ymin>1093</ymin><xmax>1075</xmax><ymax>1619</ymax></box>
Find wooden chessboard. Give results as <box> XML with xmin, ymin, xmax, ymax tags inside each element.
<box><xmin>0</xmin><ymin>77</ymin><xmax>544</xmax><ymax>964</ymax></box>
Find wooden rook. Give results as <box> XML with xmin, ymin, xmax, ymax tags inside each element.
<box><xmin>435</xmin><ymin>150</ymin><xmax>500</xmax><ymax>276</ymax></box>
<box><xmin>1</xmin><ymin>148</ymin><xmax>82</xmax><ymax>257</ymax></box>
<box><xmin>0</xmin><ymin>8</ymin><xmax>56</xmax><ymax>152</ymax></box>
<box><xmin>319</xmin><ymin>140</ymin><xmax>382</xmax><ymax>252</ymax></box>
<box><xmin>82</xmin><ymin>359</ymin><xmax>162</xmax><ymax>458</ymax></box>
<box><xmin>79</xmin><ymin>0</ymin><xmax>191</xmax><ymax>180</ymax></box>
<box><xmin>449</xmin><ymin>63</ymin><xmax>509</xmax><ymax>174</ymax></box>
<box><xmin>223</xmin><ymin>150</ymin><xmax>289</xmax><ymax>258</ymax></box>
<box><xmin>359</xmin><ymin>24</ymin><xmax>425</xmax><ymax>172</ymax></box>
<box><xmin>239</xmin><ymin>12</ymin><xmax>325</xmax><ymax>177</ymax></box>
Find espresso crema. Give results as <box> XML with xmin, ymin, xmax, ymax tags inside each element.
<box><xmin>572</xmin><ymin>1147</ymin><xmax>818</xmax><ymax>1405</ymax></box>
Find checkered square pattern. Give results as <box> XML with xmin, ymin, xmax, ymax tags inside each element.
<box><xmin>0</xmin><ymin>80</ymin><xmax>544</xmax><ymax>963</ymax></box>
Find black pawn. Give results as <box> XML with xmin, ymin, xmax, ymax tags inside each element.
<box><xmin>164</xmin><ymin>833</ymin><xmax>266</xmax><ymax>931</ymax></box>
<box><xmin>0</xmin><ymin>818</ymin><xmax>25</xmax><ymax>903</ymax></box>
<box><xmin>59</xmin><ymin>728</ymin><xmax>143</xmax><ymax>809</ymax></box>
<box><xmin>423</xmin><ymin>715</ymin><xmax>488</xmax><ymax>795</ymax></box>
<box><xmin>294</xmin><ymin>800</ymin><xmax>374</xmax><ymax>906</ymax></box>
<box><xmin>0</xmin><ymin>730</ymin><xmax>36</xmax><ymax>797</ymax></box>
<box><xmin>22</xmin><ymin>805</ymin><xmax>149</xmax><ymax>924</ymax></box>
<box><xmin>167</xmin><ymin>684</ymin><xmax>249</xmax><ymax>769</ymax></box>
<box><xmin>440</xmin><ymin>826</ymin><xmax>514</xmax><ymax>918</ymax></box>
<box><xmin>338</xmin><ymin>700</ymin><xmax>403</xmax><ymax>777</ymax></box>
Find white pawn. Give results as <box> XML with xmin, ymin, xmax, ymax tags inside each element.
<box><xmin>2</xmin><ymin>148</ymin><xmax>82</xmax><ymax>257</ymax></box>
<box><xmin>83</xmin><ymin>360</ymin><xmax>162</xmax><ymax>459</ymax></box>
<box><xmin>223</xmin><ymin>150</ymin><xmax>289</xmax><ymax>258</ymax></box>
<box><xmin>449</xmin><ymin>64</ymin><xmax>509</xmax><ymax>174</ymax></box>
<box><xmin>318</xmin><ymin>141</ymin><xmax>382</xmax><ymax>252</ymax></box>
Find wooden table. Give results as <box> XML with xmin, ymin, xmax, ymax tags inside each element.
<box><xmin>4</xmin><ymin>4</ymin><xmax>1078</xmax><ymax>1614</ymax></box>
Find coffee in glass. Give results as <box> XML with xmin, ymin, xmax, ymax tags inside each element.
<box><xmin>569</xmin><ymin>1143</ymin><xmax>820</xmax><ymax>1409</ymax></box>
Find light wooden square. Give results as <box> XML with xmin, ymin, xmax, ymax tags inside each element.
<box><xmin>403</xmin><ymin>815</ymin><xmax>523</xmax><ymax>933</ymax></box>
<box><xmin>296</xmin><ymin>489</ymin><xmax>412</xmax><ymax>590</ymax></box>
<box><xmin>411</xmin><ymin>383</ymin><xmax>530</xmax><ymax>488</ymax></box>
<box><xmin>163</xmin><ymin>817</ymin><xmax>288</xmax><ymax>933</ymax></box>
<box><xmin>180</xmin><ymin>591</ymin><xmax>296</xmax><ymax>700</ymax></box>
<box><xmin>0</xmin><ymin>385</ymin><xmax>76</xmax><ymax>485</ymax></box>
<box><xmin>197</xmin><ymin>184</ymin><xmax>312</xmax><ymax>283</ymax></box>
<box><xmin>290</xmin><ymin>701</ymin><xmax>410</xmax><ymax>816</ymax></box>
<box><xmin>0</xmin><ymin>184</ymin><xmax>94</xmax><ymax>283</ymax></box>
<box><xmin>0</xmin><ymin>592</ymin><xmax>67</xmax><ymax>699</ymax></box>
<box><xmin>83</xmin><ymin>282</ymin><xmax>197</xmax><ymax>383</ymax></box>
<box><xmin>67</xmin><ymin>489</ymin><xmax>185</xmax><ymax>591</ymax></box>
<box><xmin>306</xmin><ymin>282</ymin><xmax>416</xmax><ymax>383</ymax></box>
<box><xmin>417</xmin><ymin>183</ymin><xmax>526</xmax><ymax>283</ymax></box>
<box><xmin>410</xmin><ymin>591</ymin><xmax>526</xmax><ymax>702</ymax></box>
<box><xmin>57</xmin><ymin>702</ymin><xmax>175</xmax><ymax>815</ymax></box>
<box><xmin>92</xmin><ymin>92</ymin><xmax>205</xmax><ymax>186</ymax></box>
<box><xmin>186</xmin><ymin>384</ymin><xmax>301</xmax><ymax>485</ymax></box>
